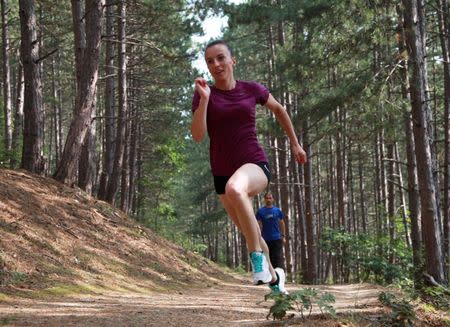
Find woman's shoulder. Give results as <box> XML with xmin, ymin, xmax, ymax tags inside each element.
<box><xmin>238</xmin><ymin>80</ymin><xmax>264</xmax><ymax>87</ymax></box>
<box><xmin>238</xmin><ymin>80</ymin><xmax>269</xmax><ymax>92</ymax></box>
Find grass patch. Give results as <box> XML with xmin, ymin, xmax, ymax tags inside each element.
<box><xmin>38</xmin><ymin>260</ymin><xmax>77</xmax><ymax>278</ymax></box>
<box><xmin>0</xmin><ymin>293</ymin><xmax>11</xmax><ymax>302</ymax></box>
<box><xmin>98</xmin><ymin>256</ymin><xmax>128</xmax><ymax>275</ymax></box>
<box><xmin>31</xmin><ymin>283</ymin><xmax>97</xmax><ymax>299</ymax></box>
<box><xmin>72</xmin><ymin>247</ymin><xmax>101</xmax><ymax>274</ymax></box>
<box><xmin>22</xmin><ymin>234</ymin><xmax>61</xmax><ymax>257</ymax></box>
<box><xmin>0</xmin><ymin>270</ymin><xmax>28</xmax><ymax>287</ymax></box>
<box><xmin>124</xmin><ymin>226</ymin><xmax>148</xmax><ymax>239</ymax></box>
<box><xmin>1</xmin><ymin>317</ymin><xmax>16</xmax><ymax>326</ymax></box>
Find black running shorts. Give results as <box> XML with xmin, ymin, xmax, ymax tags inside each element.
<box><xmin>213</xmin><ymin>162</ymin><xmax>271</xmax><ymax>195</ymax></box>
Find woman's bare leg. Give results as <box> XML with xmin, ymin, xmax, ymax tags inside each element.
<box><xmin>218</xmin><ymin>163</ymin><xmax>276</xmax><ymax>282</ymax></box>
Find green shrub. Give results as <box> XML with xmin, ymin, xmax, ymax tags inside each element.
<box><xmin>378</xmin><ymin>291</ymin><xmax>416</xmax><ymax>327</ymax></box>
<box><xmin>265</xmin><ymin>288</ymin><xmax>336</xmax><ymax>320</ymax></box>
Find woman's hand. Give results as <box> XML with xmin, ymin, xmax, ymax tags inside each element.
<box><xmin>195</xmin><ymin>77</ymin><xmax>211</xmax><ymax>99</ymax></box>
<box><xmin>191</xmin><ymin>77</ymin><xmax>210</xmax><ymax>142</ymax></box>
<box><xmin>292</xmin><ymin>143</ymin><xmax>307</xmax><ymax>165</ymax></box>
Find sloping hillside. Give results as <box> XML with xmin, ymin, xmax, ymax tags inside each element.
<box><xmin>1</xmin><ymin>169</ymin><xmax>448</xmax><ymax>326</ymax></box>
<box><xmin>0</xmin><ymin>168</ymin><xmax>234</xmax><ymax>299</ymax></box>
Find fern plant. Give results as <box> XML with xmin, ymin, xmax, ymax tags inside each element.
<box><xmin>378</xmin><ymin>291</ymin><xmax>416</xmax><ymax>327</ymax></box>
<box><xmin>265</xmin><ymin>288</ymin><xmax>336</xmax><ymax>320</ymax></box>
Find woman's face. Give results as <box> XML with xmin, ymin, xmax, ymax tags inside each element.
<box><xmin>205</xmin><ymin>44</ymin><xmax>236</xmax><ymax>83</ymax></box>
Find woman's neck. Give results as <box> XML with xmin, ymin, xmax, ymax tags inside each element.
<box><xmin>214</xmin><ymin>78</ymin><xmax>236</xmax><ymax>91</ymax></box>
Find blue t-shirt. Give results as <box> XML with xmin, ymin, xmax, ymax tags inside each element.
<box><xmin>256</xmin><ymin>206</ymin><xmax>284</xmax><ymax>241</ymax></box>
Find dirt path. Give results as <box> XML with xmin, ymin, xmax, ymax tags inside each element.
<box><xmin>0</xmin><ymin>282</ymin><xmax>382</xmax><ymax>327</ymax></box>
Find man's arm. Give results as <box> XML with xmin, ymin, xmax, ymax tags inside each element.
<box><xmin>256</xmin><ymin>209</ymin><xmax>263</xmax><ymax>233</ymax></box>
<box><xmin>279</xmin><ymin>218</ymin><xmax>286</xmax><ymax>239</ymax></box>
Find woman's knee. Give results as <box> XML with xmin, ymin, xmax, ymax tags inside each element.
<box><xmin>225</xmin><ymin>180</ymin><xmax>246</xmax><ymax>199</ymax></box>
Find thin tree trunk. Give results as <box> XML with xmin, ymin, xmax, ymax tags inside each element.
<box><xmin>335</xmin><ymin>108</ymin><xmax>345</xmax><ymax>229</ymax></box>
<box><xmin>11</xmin><ymin>59</ymin><xmax>24</xmax><ymax>168</ymax></box>
<box><xmin>358</xmin><ymin>144</ymin><xmax>367</xmax><ymax>233</ymax></box>
<box><xmin>120</xmin><ymin>107</ymin><xmax>130</xmax><ymax>212</ymax></box>
<box><xmin>436</xmin><ymin>0</ymin><xmax>450</xmax><ymax>278</ymax></box>
<box><xmin>303</xmin><ymin>119</ymin><xmax>317</xmax><ymax>283</ymax></box>
<box><xmin>2</xmin><ymin>0</ymin><xmax>12</xmax><ymax>157</ymax></box>
<box><xmin>395</xmin><ymin>143</ymin><xmax>412</xmax><ymax>248</ymax></box>
<box><xmin>106</xmin><ymin>0</ymin><xmax>127</xmax><ymax>204</ymax></box>
<box><xmin>50</xmin><ymin>57</ymin><xmax>58</xmax><ymax>169</ymax></box>
<box><xmin>387</xmin><ymin>142</ymin><xmax>396</xmax><ymax>267</ymax></box>
<box><xmin>97</xmin><ymin>0</ymin><xmax>115</xmax><ymax>200</ymax></box>
<box><xmin>128</xmin><ymin>99</ymin><xmax>138</xmax><ymax>213</ymax></box>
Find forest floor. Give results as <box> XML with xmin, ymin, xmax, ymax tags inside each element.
<box><xmin>0</xmin><ymin>168</ymin><xmax>448</xmax><ymax>326</ymax></box>
<box><xmin>0</xmin><ymin>281</ymin><xmax>409</xmax><ymax>326</ymax></box>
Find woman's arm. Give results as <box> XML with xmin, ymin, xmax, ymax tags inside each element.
<box><xmin>191</xmin><ymin>77</ymin><xmax>210</xmax><ymax>142</ymax></box>
<box><xmin>265</xmin><ymin>94</ymin><xmax>307</xmax><ymax>164</ymax></box>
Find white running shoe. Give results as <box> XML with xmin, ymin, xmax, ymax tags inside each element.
<box><xmin>269</xmin><ymin>267</ymin><xmax>288</xmax><ymax>295</ymax></box>
<box><xmin>250</xmin><ymin>251</ymin><xmax>272</xmax><ymax>285</ymax></box>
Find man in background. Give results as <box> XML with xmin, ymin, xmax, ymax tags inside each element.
<box><xmin>256</xmin><ymin>191</ymin><xmax>286</xmax><ymax>270</ymax></box>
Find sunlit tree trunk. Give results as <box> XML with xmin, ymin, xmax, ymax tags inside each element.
<box><xmin>2</xmin><ymin>0</ymin><xmax>12</xmax><ymax>157</ymax></box>
<box><xmin>11</xmin><ymin>58</ymin><xmax>24</xmax><ymax>168</ymax></box>
<box><xmin>387</xmin><ymin>141</ymin><xmax>396</xmax><ymax>266</ymax></box>
<box><xmin>395</xmin><ymin>144</ymin><xmax>411</xmax><ymax>248</ymax></box>
<box><xmin>50</xmin><ymin>56</ymin><xmax>60</xmax><ymax>169</ymax></box>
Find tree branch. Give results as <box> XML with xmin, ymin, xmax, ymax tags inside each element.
<box><xmin>35</xmin><ymin>48</ymin><xmax>58</xmax><ymax>64</ymax></box>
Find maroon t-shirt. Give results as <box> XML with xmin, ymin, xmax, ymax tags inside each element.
<box><xmin>192</xmin><ymin>80</ymin><xmax>270</xmax><ymax>176</ymax></box>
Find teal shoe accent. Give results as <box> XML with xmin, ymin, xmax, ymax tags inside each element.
<box><xmin>250</xmin><ymin>251</ymin><xmax>264</xmax><ymax>273</ymax></box>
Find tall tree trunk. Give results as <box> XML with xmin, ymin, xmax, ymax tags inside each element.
<box><xmin>19</xmin><ymin>0</ymin><xmax>44</xmax><ymax>173</ymax></box>
<box><xmin>54</xmin><ymin>0</ymin><xmax>104</xmax><ymax>185</ymax></box>
<box><xmin>2</xmin><ymin>0</ymin><xmax>12</xmax><ymax>157</ymax></box>
<box><xmin>97</xmin><ymin>0</ymin><xmax>115</xmax><ymax>200</ymax></box>
<box><xmin>395</xmin><ymin>143</ymin><xmax>412</xmax><ymax>248</ymax></box>
<box><xmin>436</xmin><ymin>0</ymin><xmax>450</xmax><ymax>278</ymax></box>
<box><xmin>127</xmin><ymin>98</ymin><xmax>138</xmax><ymax>213</ymax></box>
<box><xmin>11</xmin><ymin>59</ymin><xmax>24</xmax><ymax>168</ymax></box>
<box><xmin>402</xmin><ymin>0</ymin><xmax>446</xmax><ymax>284</ymax></box>
<box><xmin>387</xmin><ymin>142</ymin><xmax>396</xmax><ymax>267</ymax></box>
<box><xmin>335</xmin><ymin>108</ymin><xmax>345</xmax><ymax>229</ymax></box>
<box><xmin>279</xmin><ymin>139</ymin><xmax>293</xmax><ymax>276</ymax></box>
<box><xmin>357</xmin><ymin>144</ymin><xmax>367</xmax><ymax>233</ymax></box>
<box><xmin>78</xmin><ymin>100</ymin><xmax>97</xmax><ymax>193</ymax></box>
<box><xmin>50</xmin><ymin>57</ymin><xmax>57</xmax><ymax>169</ymax></box>
<box><xmin>106</xmin><ymin>0</ymin><xmax>127</xmax><ymax>204</ymax></box>
<box><xmin>303</xmin><ymin>119</ymin><xmax>317</xmax><ymax>283</ymax></box>
<box><xmin>120</xmin><ymin>108</ymin><xmax>130</xmax><ymax>212</ymax></box>
<box><xmin>396</xmin><ymin>5</ymin><xmax>423</xmax><ymax>285</ymax></box>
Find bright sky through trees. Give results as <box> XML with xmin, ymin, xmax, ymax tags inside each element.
<box><xmin>192</xmin><ymin>0</ymin><xmax>245</xmax><ymax>75</ymax></box>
